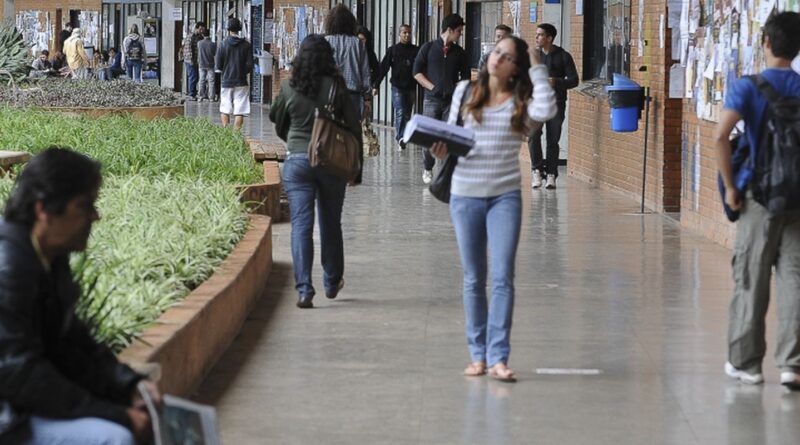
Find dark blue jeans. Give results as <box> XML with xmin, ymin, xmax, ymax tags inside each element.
<box><xmin>126</xmin><ymin>60</ymin><xmax>142</xmax><ymax>82</ymax></box>
<box><xmin>528</xmin><ymin>101</ymin><xmax>566</xmax><ymax>177</ymax></box>
<box><xmin>282</xmin><ymin>154</ymin><xmax>348</xmax><ymax>299</ymax></box>
<box><xmin>392</xmin><ymin>86</ymin><xmax>415</xmax><ymax>142</ymax></box>
<box><xmin>421</xmin><ymin>95</ymin><xmax>451</xmax><ymax>171</ymax></box>
<box><xmin>184</xmin><ymin>62</ymin><xmax>199</xmax><ymax>97</ymax></box>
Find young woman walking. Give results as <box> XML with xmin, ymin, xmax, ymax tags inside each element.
<box><xmin>431</xmin><ymin>36</ymin><xmax>556</xmax><ymax>381</ymax></box>
<box><xmin>270</xmin><ymin>35</ymin><xmax>363</xmax><ymax>309</ymax></box>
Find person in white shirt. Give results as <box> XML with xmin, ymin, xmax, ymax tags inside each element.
<box><xmin>430</xmin><ymin>36</ymin><xmax>556</xmax><ymax>382</ymax></box>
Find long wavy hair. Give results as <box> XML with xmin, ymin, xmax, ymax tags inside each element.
<box><xmin>290</xmin><ymin>35</ymin><xmax>340</xmax><ymax>97</ymax></box>
<box><xmin>324</xmin><ymin>4</ymin><xmax>358</xmax><ymax>36</ymax></box>
<box><xmin>462</xmin><ymin>36</ymin><xmax>533</xmax><ymax>133</ymax></box>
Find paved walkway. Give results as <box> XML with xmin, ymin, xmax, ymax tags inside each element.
<box><xmin>189</xmin><ymin>103</ymin><xmax>800</xmax><ymax>444</ymax></box>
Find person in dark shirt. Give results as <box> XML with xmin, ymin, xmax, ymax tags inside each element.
<box><xmin>373</xmin><ymin>24</ymin><xmax>419</xmax><ymax>151</ymax></box>
<box><xmin>107</xmin><ymin>47</ymin><xmax>124</xmax><ymax>79</ymax></box>
<box><xmin>58</xmin><ymin>23</ymin><xmax>72</xmax><ymax>53</ymax></box>
<box><xmin>528</xmin><ymin>23</ymin><xmax>578</xmax><ymax>190</ymax></box>
<box><xmin>413</xmin><ymin>13</ymin><xmax>469</xmax><ymax>184</ymax></box>
<box><xmin>0</xmin><ymin>148</ymin><xmax>161</xmax><ymax>445</ymax></box>
<box><xmin>215</xmin><ymin>18</ymin><xmax>253</xmax><ymax>130</ymax></box>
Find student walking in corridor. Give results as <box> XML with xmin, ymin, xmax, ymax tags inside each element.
<box><xmin>430</xmin><ymin>36</ymin><xmax>556</xmax><ymax>381</ymax></box>
<box><xmin>270</xmin><ymin>35</ymin><xmax>363</xmax><ymax>309</ymax></box>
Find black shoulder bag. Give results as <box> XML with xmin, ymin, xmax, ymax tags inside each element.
<box><xmin>429</xmin><ymin>84</ymin><xmax>472</xmax><ymax>203</ymax></box>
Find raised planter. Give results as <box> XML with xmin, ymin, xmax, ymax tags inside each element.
<box><xmin>42</xmin><ymin>105</ymin><xmax>184</xmax><ymax>120</ymax></box>
<box><xmin>237</xmin><ymin>161</ymin><xmax>283</xmax><ymax>221</ymax></box>
<box><xmin>118</xmin><ymin>214</ymin><xmax>273</xmax><ymax>396</ymax></box>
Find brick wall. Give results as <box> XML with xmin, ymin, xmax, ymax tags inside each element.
<box><xmin>680</xmin><ymin>103</ymin><xmax>736</xmax><ymax>248</ymax></box>
<box><xmin>567</xmin><ymin>0</ymin><xmax>682</xmax><ymax>213</ymax></box>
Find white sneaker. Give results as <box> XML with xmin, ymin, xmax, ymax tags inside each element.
<box><xmin>422</xmin><ymin>170</ymin><xmax>433</xmax><ymax>184</ymax></box>
<box><xmin>780</xmin><ymin>371</ymin><xmax>800</xmax><ymax>390</ymax></box>
<box><xmin>725</xmin><ymin>362</ymin><xmax>764</xmax><ymax>385</ymax></box>
<box><xmin>531</xmin><ymin>170</ymin><xmax>543</xmax><ymax>188</ymax></box>
<box><xmin>545</xmin><ymin>174</ymin><xmax>557</xmax><ymax>189</ymax></box>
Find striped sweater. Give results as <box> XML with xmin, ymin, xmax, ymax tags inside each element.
<box><xmin>448</xmin><ymin>65</ymin><xmax>557</xmax><ymax>198</ymax></box>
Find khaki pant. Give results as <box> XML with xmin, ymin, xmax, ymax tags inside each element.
<box><xmin>728</xmin><ymin>194</ymin><xmax>800</xmax><ymax>374</ymax></box>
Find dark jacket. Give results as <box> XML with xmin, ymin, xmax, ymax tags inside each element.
<box><xmin>375</xmin><ymin>42</ymin><xmax>419</xmax><ymax>91</ymax></box>
<box><xmin>413</xmin><ymin>37</ymin><xmax>469</xmax><ymax>100</ymax></box>
<box><xmin>197</xmin><ymin>37</ymin><xmax>217</xmax><ymax>70</ymax></box>
<box><xmin>215</xmin><ymin>35</ymin><xmax>253</xmax><ymax>88</ymax></box>
<box><xmin>0</xmin><ymin>220</ymin><xmax>142</xmax><ymax>439</ymax></box>
<box><xmin>540</xmin><ymin>45</ymin><xmax>579</xmax><ymax>103</ymax></box>
<box><xmin>269</xmin><ymin>76</ymin><xmax>364</xmax><ymax>184</ymax></box>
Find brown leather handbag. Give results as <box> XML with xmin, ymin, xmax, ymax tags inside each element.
<box><xmin>307</xmin><ymin>80</ymin><xmax>361</xmax><ymax>180</ymax></box>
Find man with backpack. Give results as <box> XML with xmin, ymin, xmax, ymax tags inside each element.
<box><xmin>121</xmin><ymin>24</ymin><xmax>144</xmax><ymax>82</ymax></box>
<box><xmin>714</xmin><ymin>11</ymin><xmax>800</xmax><ymax>390</ymax></box>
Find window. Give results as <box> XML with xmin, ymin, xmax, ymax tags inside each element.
<box><xmin>583</xmin><ymin>0</ymin><xmax>631</xmax><ymax>81</ymax></box>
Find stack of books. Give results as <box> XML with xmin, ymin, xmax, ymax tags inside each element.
<box><xmin>402</xmin><ymin>114</ymin><xmax>476</xmax><ymax>156</ymax></box>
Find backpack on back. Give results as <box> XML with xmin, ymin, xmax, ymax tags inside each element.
<box><xmin>751</xmin><ymin>75</ymin><xmax>800</xmax><ymax>215</ymax></box>
<box><xmin>127</xmin><ymin>39</ymin><xmax>144</xmax><ymax>61</ymax></box>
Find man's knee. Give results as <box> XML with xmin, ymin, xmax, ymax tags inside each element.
<box><xmin>29</xmin><ymin>417</ymin><xmax>135</xmax><ymax>445</ymax></box>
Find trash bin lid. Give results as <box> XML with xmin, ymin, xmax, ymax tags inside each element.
<box><xmin>612</xmin><ymin>73</ymin><xmax>640</xmax><ymax>88</ymax></box>
<box><xmin>606</xmin><ymin>85</ymin><xmax>641</xmax><ymax>92</ymax></box>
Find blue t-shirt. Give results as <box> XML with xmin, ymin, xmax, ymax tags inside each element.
<box><xmin>724</xmin><ymin>68</ymin><xmax>800</xmax><ymax>159</ymax></box>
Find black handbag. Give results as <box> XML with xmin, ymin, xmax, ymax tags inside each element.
<box><xmin>429</xmin><ymin>85</ymin><xmax>472</xmax><ymax>203</ymax></box>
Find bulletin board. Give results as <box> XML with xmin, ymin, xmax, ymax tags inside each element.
<box><xmin>275</xmin><ymin>5</ymin><xmax>326</xmax><ymax>70</ymax></box>
<box><xmin>15</xmin><ymin>10</ymin><xmax>51</xmax><ymax>55</ymax></box>
<box><xmin>79</xmin><ymin>11</ymin><xmax>101</xmax><ymax>49</ymax></box>
<box><xmin>677</xmin><ymin>0</ymin><xmax>799</xmax><ymax>122</ymax></box>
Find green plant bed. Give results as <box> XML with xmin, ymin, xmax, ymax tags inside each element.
<box><xmin>0</xmin><ymin>108</ymin><xmax>262</xmax><ymax>184</ymax></box>
<box><xmin>0</xmin><ymin>174</ymin><xmax>249</xmax><ymax>352</ymax></box>
<box><xmin>0</xmin><ymin>79</ymin><xmax>182</xmax><ymax>108</ymax></box>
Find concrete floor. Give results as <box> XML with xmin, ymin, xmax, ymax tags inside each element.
<box><xmin>188</xmin><ymin>103</ymin><xmax>800</xmax><ymax>444</ymax></box>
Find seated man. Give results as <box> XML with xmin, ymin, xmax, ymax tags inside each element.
<box><xmin>108</xmin><ymin>48</ymin><xmax>125</xmax><ymax>79</ymax></box>
<box><xmin>30</xmin><ymin>50</ymin><xmax>54</xmax><ymax>78</ymax></box>
<box><xmin>0</xmin><ymin>148</ymin><xmax>160</xmax><ymax>444</ymax></box>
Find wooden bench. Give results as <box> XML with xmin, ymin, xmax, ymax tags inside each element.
<box><xmin>245</xmin><ymin>139</ymin><xmax>287</xmax><ymax>162</ymax></box>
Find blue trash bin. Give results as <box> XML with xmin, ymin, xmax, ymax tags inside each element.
<box><xmin>606</xmin><ymin>74</ymin><xmax>643</xmax><ymax>132</ymax></box>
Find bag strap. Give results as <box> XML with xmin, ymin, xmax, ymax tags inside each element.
<box><xmin>750</xmin><ymin>74</ymin><xmax>782</xmax><ymax>105</ymax></box>
<box><xmin>324</xmin><ymin>79</ymin><xmax>338</xmax><ymax>114</ymax></box>
<box><xmin>456</xmin><ymin>83</ymin><xmax>472</xmax><ymax>127</ymax></box>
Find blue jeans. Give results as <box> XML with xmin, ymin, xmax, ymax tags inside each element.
<box><xmin>4</xmin><ymin>416</ymin><xmax>134</xmax><ymax>444</ymax></box>
<box><xmin>185</xmin><ymin>62</ymin><xmax>199</xmax><ymax>97</ymax></box>
<box><xmin>450</xmin><ymin>190</ymin><xmax>522</xmax><ymax>366</ymax></box>
<box><xmin>421</xmin><ymin>95</ymin><xmax>451</xmax><ymax>171</ymax></box>
<box><xmin>125</xmin><ymin>60</ymin><xmax>142</xmax><ymax>82</ymax></box>
<box><xmin>282</xmin><ymin>155</ymin><xmax>348</xmax><ymax>299</ymax></box>
<box><xmin>392</xmin><ymin>87</ymin><xmax>415</xmax><ymax>142</ymax></box>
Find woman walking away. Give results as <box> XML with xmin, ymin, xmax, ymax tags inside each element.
<box><xmin>430</xmin><ymin>36</ymin><xmax>556</xmax><ymax>381</ymax></box>
<box><xmin>269</xmin><ymin>35</ymin><xmax>363</xmax><ymax>309</ymax></box>
<box><xmin>324</xmin><ymin>4</ymin><xmax>371</xmax><ymax>115</ymax></box>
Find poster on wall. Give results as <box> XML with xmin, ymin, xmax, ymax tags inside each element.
<box><xmin>530</xmin><ymin>3</ymin><xmax>538</xmax><ymax>22</ymax></box>
<box><xmin>78</xmin><ymin>11</ymin><xmax>100</xmax><ymax>49</ymax></box>
<box><xmin>143</xmin><ymin>19</ymin><xmax>157</xmax><ymax>38</ymax></box>
<box><xmin>678</xmin><ymin>0</ymin><xmax>787</xmax><ymax>121</ymax></box>
<box><xmin>15</xmin><ymin>10</ymin><xmax>51</xmax><ymax>55</ymax></box>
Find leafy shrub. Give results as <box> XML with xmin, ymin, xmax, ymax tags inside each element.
<box><xmin>0</xmin><ymin>78</ymin><xmax>182</xmax><ymax>108</ymax></box>
<box><xmin>0</xmin><ymin>108</ymin><xmax>262</xmax><ymax>185</ymax></box>
<box><xmin>0</xmin><ymin>20</ymin><xmax>29</xmax><ymax>85</ymax></box>
<box><xmin>0</xmin><ymin>174</ymin><xmax>249</xmax><ymax>352</ymax></box>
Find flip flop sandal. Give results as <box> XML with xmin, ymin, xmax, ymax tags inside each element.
<box><xmin>463</xmin><ymin>362</ymin><xmax>487</xmax><ymax>376</ymax></box>
<box><xmin>488</xmin><ymin>366</ymin><xmax>517</xmax><ymax>382</ymax></box>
